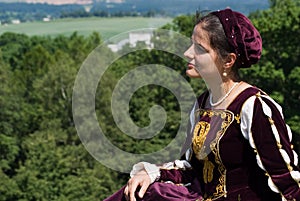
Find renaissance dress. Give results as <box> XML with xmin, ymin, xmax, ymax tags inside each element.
<box><xmin>104</xmin><ymin>87</ymin><xmax>300</xmax><ymax>201</ymax></box>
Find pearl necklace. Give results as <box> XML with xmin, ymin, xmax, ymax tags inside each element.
<box><xmin>209</xmin><ymin>82</ymin><xmax>239</xmax><ymax>107</ymax></box>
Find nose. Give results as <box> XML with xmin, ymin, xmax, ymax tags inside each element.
<box><xmin>184</xmin><ymin>45</ymin><xmax>194</xmax><ymax>60</ymax></box>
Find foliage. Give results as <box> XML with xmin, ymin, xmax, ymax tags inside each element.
<box><xmin>0</xmin><ymin>32</ymin><xmax>120</xmax><ymax>200</ymax></box>
<box><xmin>0</xmin><ymin>0</ymin><xmax>299</xmax><ymax>199</ymax></box>
<box><xmin>245</xmin><ymin>0</ymin><xmax>300</xmax><ymax>117</ymax></box>
<box><xmin>161</xmin><ymin>15</ymin><xmax>195</xmax><ymax>37</ymax></box>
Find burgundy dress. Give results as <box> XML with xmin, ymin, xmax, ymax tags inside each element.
<box><xmin>104</xmin><ymin>87</ymin><xmax>300</xmax><ymax>201</ymax></box>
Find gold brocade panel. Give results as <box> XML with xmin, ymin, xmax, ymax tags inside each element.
<box><xmin>192</xmin><ymin>109</ymin><xmax>234</xmax><ymax>200</ymax></box>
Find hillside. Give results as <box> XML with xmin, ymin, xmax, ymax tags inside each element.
<box><xmin>0</xmin><ymin>17</ymin><xmax>172</xmax><ymax>38</ymax></box>
<box><xmin>93</xmin><ymin>0</ymin><xmax>269</xmax><ymax>15</ymax></box>
<box><xmin>0</xmin><ymin>0</ymin><xmax>269</xmax><ymax>20</ymax></box>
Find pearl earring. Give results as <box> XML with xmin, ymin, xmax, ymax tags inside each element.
<box><xmin>222</xmin><ymin>70</ymin><xmax>227</xmax><ymax>77</ymax></box>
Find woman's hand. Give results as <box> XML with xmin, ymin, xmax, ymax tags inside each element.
<box><xmin>124</xmin><ymin>169</ymin><xmax>151</xmax><ymax>201</ymax></box>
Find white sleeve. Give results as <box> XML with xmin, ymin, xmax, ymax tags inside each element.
<box><xmin>240</xmin><ymin>93</ymin><xmax>300</xmax><ymax>200</ymax></box>
<box><xmin>130</xmin><ymin>162</ymin><xmax>160</xmax><ymax>183</ymax></box>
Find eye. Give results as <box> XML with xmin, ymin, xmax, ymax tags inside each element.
<box><xmin>194</xmin><ymin>43</ymin><xmax>208</xmax><ymax>54</ymax></box>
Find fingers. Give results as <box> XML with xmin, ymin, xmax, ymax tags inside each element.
<box><xmin>124</xmin><ymin>171</ymin><xmax>151</xmax><ymax>201</ymax></box>
<box><xmin>138</xmin><ymin>180</ymin><xmax>149</xmax><ymax>198</ymax></box>
<box><xmin>129</xmin><ymin>181</ymin><xmax>138</xmax><ymax>201</ymax></box>
<box><xmin>124</xmin><ymin>185</ymin><xmax>129</xmax><ymax>201</ymax></box>
<box><xmin>124</xmin><ymin>180</ymin><xmax>136</xmax><ymax>201</ymax></box>
<box><xmin>125</xmin><ymin>178</ymin><xmax>138</xmax><ymax>201</ymax></box>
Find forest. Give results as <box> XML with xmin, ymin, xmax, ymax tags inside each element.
<box><xmin>0</xmin><ymin>0</ymin><xmax>299</xmax><ymax>200</ymax></box>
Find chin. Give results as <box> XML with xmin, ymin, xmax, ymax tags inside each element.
<box><xmin>186</xmin><ymin>71</ymin><xmax>201</xmax><ymax>78</ymax></box>
<box><xmin>186</xmin><ymin>68</ymin><xmax>202</xmax><ymax>78</ymax></box>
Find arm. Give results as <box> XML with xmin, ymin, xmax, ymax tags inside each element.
<box><xmin>126</xmin><ymin>159</ymin><xmax>197</xmax><ymax>201</ymax></box>
<box><xmin>130</xmin><ymin>100</ymin><xmax>199</xmax><ymax>185</ymax></box>
<box><xmin>130</xmin><ymin>159</ymin><xmax>197</xmax><ymax>185</ymax></box>
<box><xmin>126</xmin><ymin>101</ymin><xmax>199</xmax><ymax>199</ymax></box>
<box><xmin>241</xmin><ymin>92</ymin><xmax>300</xmax><ymax>200</ymax></box>
<box><xmin>159</xmin><ymin>159</ymin><xmax>197</xmax><ymax>184</ymax></box>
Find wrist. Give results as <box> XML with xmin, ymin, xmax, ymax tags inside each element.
<box><xmin>130</xmin><ymin>162</ymin><xmax>160</xmax><ymax>183</ymax></box>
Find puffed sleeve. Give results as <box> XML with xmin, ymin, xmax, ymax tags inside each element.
<box><xmin>158</xmin><ymin>159</ymin><xmax>197</xmax><ymax>185</ymax></box>
<box><xmin>130</xmin><ymin>160</ymin><xmax>196</xmax><ymax>185</ymax></box>
<box><xmin>240</xmin><ymin>92</ymin><xmax>300</xmax><ymax>200</ymax></box>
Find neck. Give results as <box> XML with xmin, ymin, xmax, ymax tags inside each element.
<box><xmin>207</xmin><ymin>80</ymin><xmax>239</xmax><ymax>107</ymax></box>
<box><xmin>207</xmin><ymin>80</ymin><xmax>231</xmax><ymax>98</ymax></box>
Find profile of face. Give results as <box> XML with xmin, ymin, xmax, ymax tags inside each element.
<box><xmin>184</xmin><ymin>24</ymin><xmax>222</xmax><ymax>81</ymax></box>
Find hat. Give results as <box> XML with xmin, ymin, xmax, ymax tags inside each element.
<box><xmin>211</xmin><ymin>8</ymin><xmax>262</xmax><ymax>68</ymax></box>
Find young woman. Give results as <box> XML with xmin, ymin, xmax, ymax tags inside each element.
<box><xmin>104</xmin><ymin>8</ymin><xmax>300</xmax><ymax>201</ymax></box>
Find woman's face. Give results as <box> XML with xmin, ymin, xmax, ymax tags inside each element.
<box><xmin>184</xmin><ymin>24</ymin><xmax>222</xmax><ymax>80</ymax></box>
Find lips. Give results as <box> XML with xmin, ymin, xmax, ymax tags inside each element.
<box><xmin>187</xmin><ymin>63</ymin><xmax>195</xmax><ymax>69</ymax></box>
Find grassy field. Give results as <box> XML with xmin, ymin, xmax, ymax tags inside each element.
<box><xmin>0</xmin><ymin>17</ymin><xmax>173</xmax><ymax>39</ymax></box>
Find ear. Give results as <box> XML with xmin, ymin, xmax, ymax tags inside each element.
<box><xmin>224</xmin><ymin>53</ymin><xmax>237</xmax><ymax>69</ymax></box>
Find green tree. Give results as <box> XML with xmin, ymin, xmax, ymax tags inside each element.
<box><xmin>0</xmin><ymin>33</ymin><xmax>31</xmax><ymax>70</ymax></box>
<box><xmin>161</xmin><ymin>15</ymin><xmax>195</xmax><ymax>37</ymax></box>
<box><xmin>249</xmin><ymin>0</ymin><xmax>300</xmax><ymax>76</ymax></box>
<box><xmin>0</xmin><ymin>48</ymin><xmax>23</xmax><ymax>201</ymax></box>
<box><xmin>14</xmin><ymin>129</ymin><xmax>117</xmax><ymax>201</ymax></box>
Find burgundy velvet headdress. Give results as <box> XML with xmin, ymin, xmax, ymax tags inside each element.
<box><xmin>211</xmin><ymin>9</ymin><xmax>262</xmax><ymax>68</ymax></box>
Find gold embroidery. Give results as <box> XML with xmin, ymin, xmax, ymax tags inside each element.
<box><xmin>268</xmin><ymin>118</ymin><xmax>275</xmax><ymax>125</ymax></box>
<box><xmin>235</xmin><ymin>114</ymin><xmax>241</xmax><ymax>123</ymax></box>
<box><xmin>215</xmin><ymin>177</ymin><xmax>225</xmax><ymax>197</ymax></box>
<box><xmin>192</xmin><ymin>121</ymin><xmax>210</xmax><ymax>160</ymax></box>
<box><xmin>221</xmin><ymin>122</ymin><xmax>227</xmax><ymax>129</ymax></box>
<box><xmin>277</xmin><ymin>142</ymin><xmax>282</xmax><ymax>149</ymax></box>
<box><xmin>192</xmin><ymin>109</ymin><xmax>234</xmax><ymax>200</ymax></box>
<box><xmin>213</xmin><ymin>147</ymin><xmax>227</xmax><ymax>199</ymax></box>
<box><xmin>195</xmin><ymin>109</ymin><xmax>232</xmax><ymax>119</ymax></box>
<box><xmin>221</xmin><ymin>112</ymin><xmax>227</xmax><ymax>119</ymax></box>
<box><xmin>203</xmin><ymin>157</ymin><xmax>215</xmax><ymax>183</ymax></box>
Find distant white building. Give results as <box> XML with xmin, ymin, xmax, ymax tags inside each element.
<box><xmin>108</xmin><ymin>38</ymin><xmax>129</xmax><ymax>52</ymax></box>
<box><xmin>108</xmin><ymin>31</ymin><xmax>153</xmax><ymax>52</ymax></box>
<box><xmin>11</xmin><ymin>19</ymin><xmax>21</xmax><ymax>24</ymax></box>
<box><xmin>43</xmin><ymin>17</ymin><xmax>51</xmax><ymax>22</ymax></box>
<box><xmin>129</xmin><ymin>31</ymin><xmax>153</xmax><ymax>48</ymax></box>
<box><xmin>106</xmin><ymin>0</ymin><xmax>124</xmax><ymax>3</ymax></box>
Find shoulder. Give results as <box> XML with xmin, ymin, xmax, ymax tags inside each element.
<box><xmin>239</xmin><ymin>86</ymin><xmax>287</xmax><ymax>142</ymax></box>
<box><xmin>227</xmin><ymin>82</ymin><xmax>260</xmax><ymax>112</ymax></box>
<box><xmin>240</xmin><ymin>86</ymin><xmax>286</xmax><ymax>139</ymax></box>
<box><xmin>234</xmin><ymin>82</ymin><xmax>282</xmax><ymax>113</ymax></box>
<box><xmin>241</xmin><ymin>86</ymin><xmax>283</xmax><ymax>118</ymax></box>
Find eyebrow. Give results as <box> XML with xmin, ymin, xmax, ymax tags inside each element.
<box><xmin>191</xmin><ymin>39</ymin><xmax>209</xmax><ymax>52</ymax></box>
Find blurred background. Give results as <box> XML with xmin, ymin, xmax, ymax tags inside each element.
<box><xmin>0</xmin><ymin>0</ymin><xmax>299</xmax><ymax>200</ymax></box>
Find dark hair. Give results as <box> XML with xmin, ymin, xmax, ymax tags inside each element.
<box><xmin>195</xmin><ymin>12</ymin><xmax>240</xmax><ymax>80</ymax></box>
